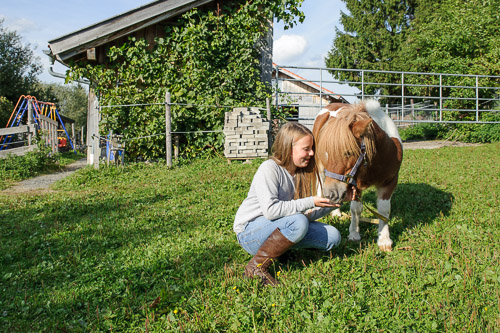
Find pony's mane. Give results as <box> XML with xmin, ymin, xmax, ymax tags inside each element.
<box><xmin>318</xmin><ymin>102</ymin><xmax>377</xmax><ymax>164</ymax></box>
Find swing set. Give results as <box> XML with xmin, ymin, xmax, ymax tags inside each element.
<box><xmin>0</xmin><ymin>95</ymin><xmax>76</xmax><ymax>153</ymax></box>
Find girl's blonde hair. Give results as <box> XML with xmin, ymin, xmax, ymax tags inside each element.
<box><xmin>270</xmin><ymin>122</ymin><xmax>318</xmax><ymax>199</ymax></box>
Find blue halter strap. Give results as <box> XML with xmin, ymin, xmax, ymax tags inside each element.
<box><xmin>324</xmin><ymin>138</ymin><xmax>367</xmax><ymax>187</ymax></box>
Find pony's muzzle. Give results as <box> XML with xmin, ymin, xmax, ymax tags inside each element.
<box><xmin>323</xmin><ymin>181</ymin><xmax>350</xmax><ymax>204</ymax></box>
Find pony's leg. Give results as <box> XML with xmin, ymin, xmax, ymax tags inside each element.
<box><xmin>376</xmin><ymin>197</ymin><xmax>393</xmax><ymax>252</ymax></box>
<box><xmin>348</xmin><ymin>200</ymin><xmax>362</xmax><ymax>241</ymax></box>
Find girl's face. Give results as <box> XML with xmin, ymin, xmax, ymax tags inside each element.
<box><xmin>291</xmin><ymin>134</ymin><xmax>314</xmax><ymax>172</ymax></box>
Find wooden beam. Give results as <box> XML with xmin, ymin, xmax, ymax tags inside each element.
<box><xmin>0</xmin><ymin>145</ymin><xmax>36</xmax><ymax>158</ymax></box>
<box><xmin>0</xmin><ymin>125</ymin><xmax>29</xmax><ymax>136</ymax></box>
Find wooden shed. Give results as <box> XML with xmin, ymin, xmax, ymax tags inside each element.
<box><xmin>46</xmin><ymin>0</ymin><xmax>273</xmax><ymax>167</ymax></box>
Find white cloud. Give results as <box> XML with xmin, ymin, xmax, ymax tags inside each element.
<box><xmin>303</xmin><ymin>53</ymin><xmax>328</xmax><ymax>68</ymax></box>
<box><xmin>273</xmin><ymin>34</ymin><xmax>308</xmax><ymax>64</ymax></box>
<box><xmin>2</xmin><ymin>16</ymin><xmax>37</xmax><ymax>34</ymax></box>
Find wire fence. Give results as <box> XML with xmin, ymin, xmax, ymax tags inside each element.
<box><xmin>94</xmin><ymin>97</ymin><xmax>271</xmax><ymax>166</ymax></box>
<box><xmin>273</xmin><ymin>65</ymin><xmax>500</xmax><ymax>128</ymax></box>
<box><xmin>90</xmin><ymin>68</ymin><xmax>500</xmax><ymax>167</ymax></box>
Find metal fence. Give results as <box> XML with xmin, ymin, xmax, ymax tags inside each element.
<box><xmin>273</xmin><ymin>65</ymin><xmax>500</xmax><ymax>127</ymax></box>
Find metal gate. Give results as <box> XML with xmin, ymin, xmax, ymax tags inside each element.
<box><xmin>273</xmin><ymin>65</ymin><xmax>500</xmax><ymax>128</ymax></box>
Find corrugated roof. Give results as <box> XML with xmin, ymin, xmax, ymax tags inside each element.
<box><xmin>48</xmin><ymin>0</ymin><xmax>215</xmax><ymax>64</ymax></box>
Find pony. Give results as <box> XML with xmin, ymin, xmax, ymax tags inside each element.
<box><xmin>312</xmin><ymin>100</ymin><xmax>403</xmax><ymax>251</ymax></box>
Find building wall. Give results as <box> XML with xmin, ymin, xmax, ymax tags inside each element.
<box><xmin>274</xmin><ymin>72</ymin><xmax>334</xmax><ymax>129</ymax></box>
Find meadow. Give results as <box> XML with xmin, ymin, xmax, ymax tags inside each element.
<box><xmin>0</xmin><ymin>143</ymin><xmax>498</xmax><ymax>332</ymax></box>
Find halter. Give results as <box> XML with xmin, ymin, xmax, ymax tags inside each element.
<box><xmin>324</xmin><ymin>138</ymin><xmax>367</xmax><ymax>187</ymax></box>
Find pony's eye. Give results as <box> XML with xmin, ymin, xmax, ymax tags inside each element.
<box><xmin>344</xmin><ymin>151</ymin><xmax>353</xmax><ymax>157</ymax></box>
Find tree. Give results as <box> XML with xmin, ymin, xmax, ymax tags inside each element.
<box><xmin>325</xmin><ymin>0</ymin><xmax>499</xmax><ymax>105</ymax></box>
<box><xmin>0</xmin><ymin>19</ymin><xmax>42</xmax><ymax>103</ymax></box>
<box><xmin>401</xmin><ymin>0</ymin><xmax>500</xmax><ymax>76</ymax></box>
<box><xmin>0</xmin><ymin>96</ymin><xmax>14</xmax><ymax>127</ymax></box>
<box><xmin>325</xmin><ymin>0</ymin><xmax>417</xmax><ymax>101</ymax></box>
<box><xmin>37</xmin><ymin>83</ymin><xmax>88</xmax><ymax>131</ymax></box>
<box><xmin>400</xmin><ymin>0</ymin><xmax>500</xmax><ymax>115</ymax></box>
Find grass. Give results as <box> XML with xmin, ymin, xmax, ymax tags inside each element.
<box><xmin>0</xmin><ymin>149</ymin><xmax>85</xmax><ymax>190</ymax></box>
<box><xmin>0</xmin><ymin>144</ymin><xmax>498</xmax><ymax>332</ymax></box>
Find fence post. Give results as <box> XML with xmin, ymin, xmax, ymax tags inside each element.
<box><xmin>401</xmin><ymin>73</ymin><xmax>405</xmax><ymax>122</ymax></box>
<box><xmin>361</xmin><ymin>70</ymin><xmax>365</xmax><ymax>100</ymax></box>
<box><xmin>266</xmin><ymin>97</ymin><xmax>272</xmax><ymax>152</ymax></box>
<box><xmin>27</xmin><ymin>99</ymin><xmax>33</xmax><ymax>146</ymax></box>
<box><xmin>174</xmin><ymin>135</ymin><xmax>179</xmax><ymax>160</ymax></box>
<box><xmin>476</xmin><ymin>76</ymin><xmax>479</xmax><ymax>122</ymax></box>
<box><xmin>107</xmin><ymin>130</ymin><xmax>112</xmax><ymax>165</ymax></box>
<box><xmin>71</xmin><ymin>123</ymin><xmax>75</xmax><ymax>149</ymax></box>
<box><xmin>165</xmin><ymin>91</ymin><xmax>172</xmax><ymax>167</ymax></box>
<box><xmin>439</xmin><ymin>75</ymin><xmax>443</xmax><ymax>121</ymax></box>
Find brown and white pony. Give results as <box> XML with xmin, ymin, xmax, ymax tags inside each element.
<box><xmin>312</xmin><ymin>100</ymin><xmax>403</xmax><ymax>251</ymax></box>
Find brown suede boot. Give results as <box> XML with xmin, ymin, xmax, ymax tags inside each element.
<box><xmin>244</xmin><ymin>228</ymin><xmax>294</xmax><ymax>286</ymax></box>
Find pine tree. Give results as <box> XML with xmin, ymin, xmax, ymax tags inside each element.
<box><xmin>325</xmin><ymin>0</ymin><xmax>417</xmax><ymax>101</ymax></box>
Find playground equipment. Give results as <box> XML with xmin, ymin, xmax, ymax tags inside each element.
<box><xmin>0</xmin><ymin>95</ymin><xmax>76</xmax><ymax>154</ymax></box>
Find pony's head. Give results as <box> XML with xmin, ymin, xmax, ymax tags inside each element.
<box><xmin>314</xmin><ymin>102</ymin><xmax>377</xmax><ymax>204</ymax></box>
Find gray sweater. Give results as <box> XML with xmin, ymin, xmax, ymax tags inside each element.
<box><xmin>233</xmin><ymin>159</ymin><xmax>333</xmax><ymax>234</ymax></box>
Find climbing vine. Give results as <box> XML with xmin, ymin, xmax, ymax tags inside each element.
<box><xmin>68</xmin><ymin>0</ymin><xmax>304</xmax><ymax>160</ymax></box>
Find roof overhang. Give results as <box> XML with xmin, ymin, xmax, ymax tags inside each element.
<box><xmin>48</xmin><ymin>0</ymin><xmax>214</xmax><ymax>66</ymax></box>
<box><xmin>273</xmin><ymin>64</ymin><xmax>348</xmax><ymax>103</ymax></box>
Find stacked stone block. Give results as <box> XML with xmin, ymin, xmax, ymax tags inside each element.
<box><xmin>224</xmin><ymin>107</ymin><xmax>269</xmax><ymax>159</ymax></box>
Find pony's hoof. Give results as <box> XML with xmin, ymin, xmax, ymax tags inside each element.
<box><xmin>330</xmin><ymin>208</ymin><xmax>342</xmax><ymax>217</ymax></box>
<box><xmin>378</xmin><ymin>244</ymin><xmax>392</xmax><ymax>252</ymax></box>
<box><xmin>378</xmin><ymin>239</ymin><xmax>393</xmax><ymax>252</ymax></box>
<box><xmin>348</xmin><ymin>232</ymin><xmax>361</xmax><ymax>242</ymax></box>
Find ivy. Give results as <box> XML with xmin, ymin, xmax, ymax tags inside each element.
<box><xmin>68</xmin><ymin>1</ymin><xmax>304</xmax><ymax>161</ymax></box>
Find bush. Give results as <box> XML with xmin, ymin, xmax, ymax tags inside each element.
<box><xmin>399</xmin><ymin>112</ymin><xmax>500</xmax><ymax>143</ymax></box>
<box><xmin>451</xmin><ymin>112</ymin><xmax>500</xmax><ymax>143</ymax></box>
<box><xmin>0</xmin><ymin>143</ymin><xmax>57</xmax><ymax>188</ymax></box>
<box><xmin>399</xmin><ymin>123</ymin><xmax>449</xmax><ymax>141</ymax></box>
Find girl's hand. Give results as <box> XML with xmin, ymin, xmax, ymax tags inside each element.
<box><xmin>313</xmin><ymin>196</ymin><xmax>341</xmax><ymax>208</ymax></box>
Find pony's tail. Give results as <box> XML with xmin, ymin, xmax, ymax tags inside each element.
<box><xmin>364</xmin><ymin>99</ymin><xmax>381</xmax><ymax>115</ymax></box>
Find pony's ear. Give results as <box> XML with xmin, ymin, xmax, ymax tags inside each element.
<box><xmin>313</xmin><ymin>112</ymin><xmax>330</xmax><ymax>139</ymax></box>
<box><xmin>351</xmin><ymin>119</ymin><xmax>373</xmax><ymax>139</ymax></box>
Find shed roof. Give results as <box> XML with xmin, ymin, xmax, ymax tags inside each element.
<box><xmin>48</xmin><ymin>0</ymin><xmax>215</xmax><ymax>65</ymax></box>
<box><xmin>273</xmin><ymin>63</ymin><xmax>348</xmax><ymax>104</ymax></box>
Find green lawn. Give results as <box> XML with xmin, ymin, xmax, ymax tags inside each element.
<box><xmin>0</xmin><ymin>144</ymin><xmax>498</xmax><ymax>332</ymax></box>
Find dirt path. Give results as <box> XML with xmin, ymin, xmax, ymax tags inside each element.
<box><xmin>402</xmin><ymin>140</ymin><xmax>482</xmax><ymax>150</ymax></box>
<box><xmin>1</xmin><ymin>158</ymin><xmax>87</xmax><ymax>194</ymax></box>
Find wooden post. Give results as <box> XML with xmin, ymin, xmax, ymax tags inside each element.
<box><xmin>165</xmin><ymin>91</ymin><xmax>172</xmax><ymax>167</ymax></box>
<box><xmin>87</xmin><ymin>88</ymin><xmax>100</xmax><ymax>169</ymax></box>
<box><xmin>71</xmin><ymin>123</ymin><xmax>75</xmax><ymax>149</ymax></box>
<box><xmin>27</xmin><ymin>99</ymin><xmax>33</xmax><ymax>146</ymax></box>
<box><xmin>81</xmin><ymin>126</ymin><xmax>85</xmax><ymax>146</ymax></box>
<box><xmin>174</xmin><ymin>135</ymin><xmax>179</xmax><ymax>160</ymax></box>
<box><xmin>266</xmin><ymin>97</ymin><xmax>272</xmax><ymax>152</ymax></box>
<box><xmin>53</xmin><ymin>121</ymin><xmax>57</xmax><ymax>153</ymax></box>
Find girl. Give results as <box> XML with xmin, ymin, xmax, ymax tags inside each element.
<box><xmin>234</xmin><ymin>122</ymin><xmax>342</xmax><ymax>286</ymax></box>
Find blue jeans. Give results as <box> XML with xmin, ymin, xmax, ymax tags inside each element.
<box><xmin>237</xmin><ymin>214</ymin><xmax>341</xmax><ymax>255</ymax></box>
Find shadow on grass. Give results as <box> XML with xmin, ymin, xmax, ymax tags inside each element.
<box><xmin>279</xmin><ymin>182</ymin><xmax>454</xmax><ymax>266</ymax></box>
<box><xmin>0</xmin><ymin>191</ymin><xmax>243</xmax><ymax>330</ymax></box>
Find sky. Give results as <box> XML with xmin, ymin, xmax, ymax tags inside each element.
<box><xmin>1</xmin><ymin>0</ymin><xmax>355</xmax><ymax>98</ymax></box>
